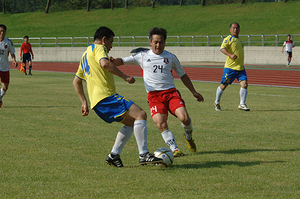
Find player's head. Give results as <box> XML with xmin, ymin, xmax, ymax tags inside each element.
<box><xmin>0</xmin><ymin>24</ymin><xmax>7</xmax><ymax>40</ymax></box>
<box><xmin>94</xmin><ymin>26</ymin><xmax>115</xmax><ymax>53</ymax></box>
<box><xmin>24</xmin><ymin>35</ymin><xmax>29</xmax><ymax>42</ymax></box>
<box><xmin>287</xmin><ymin>34</ymin><xmax>291</xmax><ymax>40</ymax></box>
<box><xmin>149</xmin><ymin>27</ymin><xmax>167</xmax><ymax>55</ymax></box>
<box><xmin>230</xmin><ymin>22</ymin><xmax>240</xmax><ymax>37</ymax></box>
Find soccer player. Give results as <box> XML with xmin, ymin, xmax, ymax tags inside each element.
<box><xmin>111</xmin><ymin>27</ymin><xmax>204</xmax><ymax>157</ymax></box>
<box><xmin>214</xmin><ymin>22</ymin><xmax>250</xmax><ymax>111</ymax></box>
<box><xmin>20</xmin><ymin>35</ymin><xmax>34</xmax><ymax>75</ymax></box>
<box><xmin>73</xmin><ymin>26</ymin><xmax>162</xmax><ymax>167</ymax></box>
<box><xmin>0</xmin><ymin>24</ymin><xmax>18</xmax><ymax>108</ymax></box>
<box><xmin>282</xmin><ymin>34</ymin><xmax>295</xmax><ymax>68</ymax></box>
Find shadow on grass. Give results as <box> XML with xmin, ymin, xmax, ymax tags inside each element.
<box><xmin>172</xmin><ymin>160</ymin><xmax>285</xmax><ymax>169</ymax></box>
<box><xmin>198</xmin><ymin>148</ymin><xmax>300</xmax><ymax>155</ymax></box>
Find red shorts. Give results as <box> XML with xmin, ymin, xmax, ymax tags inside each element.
<box><xmin>147</xmin><ymin>88</ymin><xmax>185</xmax><ymax>117</ymax></box>
<box><xmin>0</xmin><ymin>71</ymin><xmax>10</xmax><ymax>83</ymax></box>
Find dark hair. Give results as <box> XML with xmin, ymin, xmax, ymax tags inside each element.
<box><xmin>287</xmin><ymin>34</ymin><xmax>291</xmax><ymax>37</ymax></box>
<box><xmin>24</xmin><ymin>35</ymin><xmax>29</xmax><ymax>39</ymax></box>
<box><xmin>94</xmin><ymin>26</ymin><xmax>115</xmax><ymax>41</ymax></box>
<box><xmin>0</xmin><ymin>24</ymin><xmax>7</xmax><ymax>30</ymax></box>
<box><xmin>230</xmin><ymin>22</ymin><xmax>240</xmax><ymax>29</ymax></box>
<box><xmin>149</xmin><ymin>27</ymin><xmax>167</xmax><ymax>41</ymax></box>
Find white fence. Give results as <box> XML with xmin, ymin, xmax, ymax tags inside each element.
<box><xmin>10</xmin><ymin>34</ymin><xmax>300</xmax><ymax>47</ymax></box>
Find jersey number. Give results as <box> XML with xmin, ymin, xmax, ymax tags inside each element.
<box><xmin>153</xmin><ymin>65</ymin><xmax>163</xmax><ymax>73</ymax></box>
<box><xmin>0</xmin><ymin>50</ymin><xmax>4</xmax><ymax>55</ymax></box>
<box><xmin>81</xmin><ymin>53</ymin><xmax>90</xmax><ymax>77</ymax></box>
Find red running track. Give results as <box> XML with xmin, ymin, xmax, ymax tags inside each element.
<box><xmin>11</xmin><ymin>62</ymin><xmax>300</xmax><ymax>88</ymax></box>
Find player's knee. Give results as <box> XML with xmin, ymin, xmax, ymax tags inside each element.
<box><xmin>137</xmin><ymin>109</ymin><xmax>147</xmax><ymax>120</ymax></box>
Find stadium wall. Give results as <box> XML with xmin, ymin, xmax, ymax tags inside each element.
<box><xmin>14</xmin><ymin>47</ymin><xmax>299</xmax><ymax>65</ymax></box>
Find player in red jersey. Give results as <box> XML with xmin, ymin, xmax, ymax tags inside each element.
<box><xmin>20</xmin><ymin>36</ymin><xmax>34</xmax><ymax>75</ymax></box>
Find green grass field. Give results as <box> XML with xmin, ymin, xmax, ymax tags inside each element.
<box><xmin>1</xmin><ymin>1</ymin><xmax>300</xmax><ymax>38</ymax></box>
<box><xmin>1</xmin><ymin>70</ymin><xmax>299</xmax><ymax>198</ymax></box>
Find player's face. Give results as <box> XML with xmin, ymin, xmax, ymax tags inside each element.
<box><xmin>287</xmin><ymin>36</ymin><xmax>291</xmax><ymax>41</ymax></box>
<box><xmin>104</xmin><ymin>36</ymin><xmax>114</xmax><ymax>53</ymax></box>
<box><xmin>24</xmin><ymin>37</ymin><xmax>28</xmax><ymax>43</ymax></box>
<box><xmin>150</xmin><ymin>34</ymin><xmax>165</xmax><ymax>55</ymax></box>
<box><xmin>230</xmin><ymin>23</ymin><xmax>240</xmax><ymax>37</ymax></box>
<box><xmin>0</xmin><ymin>27</ymin><xmax>6</xmax><ymax>41</ymax></box>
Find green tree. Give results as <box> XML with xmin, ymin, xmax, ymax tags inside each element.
<box><xmin>45</xmin><ymin>0</ymin><xmax>51</xmax><ymax>13</ymax></box>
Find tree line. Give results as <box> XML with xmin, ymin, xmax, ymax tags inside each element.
<box><xmin>1</xmin><ymin>0</ymin><xmax>289</xmax><ymax>14</ymax></box>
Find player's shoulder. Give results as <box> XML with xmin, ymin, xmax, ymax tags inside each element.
<box><xmin>5</xmin><ymin>38</ymin><xmax>14</xmax><ymax>46</ymax></box>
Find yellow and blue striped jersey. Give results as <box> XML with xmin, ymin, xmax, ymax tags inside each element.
<box><xmin>76</xmin><ymin>44</ymin><xmax>116</xmax><ymax>109</ymax></box>
<box><xmin>220</xmin><ymin>35</ymin><xmax>244</xmax><ymax>71</ymax></box>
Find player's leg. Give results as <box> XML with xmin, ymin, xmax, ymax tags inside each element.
<box><xmin>215</xmin><ymin>68</ymin><xmax>232</xmax><ymax>111</ymax></box>
<box><xmin>123</xmin><ymin>103</ymin><xmax>163</xmax><ymax>165</ymax></box>
<box><xmin>174</xmin><ymin>107</ymin><xmax>196</xmax><ymax>153</ymax></box>
<box><xmin>106</xmin><ymin>118</ymin><xmax>134</xmax><ymax>167</ymax></box>
<box><xmin>28</xmin><ymin>60</ymin><xmax>32</xmax><ymax>75</ymax></box>
<box><xmin>0</xmin><ymin>71</ymin><xmax>9</xmax><ymax>108</ymax></box>
<box><xmin>152</xmin><ymin>113</ymin><xmax>183</xmax><ymax>157</ymax></box>
<box><xmin>238</xmin><ymin>78</ymin><xmax>250</xmax><ymax>111</ymax></box>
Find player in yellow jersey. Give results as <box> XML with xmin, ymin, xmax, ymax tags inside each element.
<box><xmin>214</xmin><ymin>23</ymin><xmax>250</xmax><ymax>111</ymax></box>
<box><xmin>73</xmin><ymin>26</ymin><xmax>162</xmax><ymax>167</ymax></box>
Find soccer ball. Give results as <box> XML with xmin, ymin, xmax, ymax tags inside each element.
<box><xmin>154</xmin><ymin>147</ymin><xmax>174</xmax><ymax>167</ymax></box>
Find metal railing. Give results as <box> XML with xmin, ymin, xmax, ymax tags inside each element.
<box><xmin>10</xmin><ymin>34</ymin><xmax>300</xmax><ymax>47</ymax></box>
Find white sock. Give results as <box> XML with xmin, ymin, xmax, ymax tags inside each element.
<box><xmin>182</xmin><ymin>121</ymin><xmax>193</xmax><ymax>140</ymax></box>
<box><xmin>0</xmin><ymin>88</ymin><xmax>6</xmax><ymax>99</ymax></box>
<box><xmin>133</xmin><ymin>120</ymin><xmax>149</xmax><ymax>155</ymax></box>
<box><xmin>161</xmin><ymin>129</ymin><xmax>179</xmax><ymax>152</ymax></box>
<box><xmin>111</xmin><ymin>125</ymin><xmax>133</xmax><ymax>155</ymax></box>
<box><xmin>215</xmin><ymin>86</ymin><xmax>224</xmax><ymax>104</ymax></box>
<box><xmin>240</xmin><ymin>88</ymin><xmax>248</xmax><ymax>105</ymax></box>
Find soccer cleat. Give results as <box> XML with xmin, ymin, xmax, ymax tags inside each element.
<box><xmin>105</xmin><ymin>154</ymin><xmax>124</xmax><ymax>167</ymax></box>
<box><xmin>183</xmin><ymin>134</ymin><xmax>196</xmax><ymax>153</ymax></box>
<box><xmin>287</xmin><ymin>64</ymin><xmax>290</xmax><ymax>69</ymax></box>
<box><xmin>29</xmin><ymin>73</ymin><xmax>32</xmax><ymax>76</ymax></box>
<box><xmin>214</xmin><ymin>103</ymin><xmax>221</xmax><ymax>111</ymax></box>
<box><xmin>173</xmin><ymin>150</ymin><xmax>185</xmax><ymax>157</ymax></box>
<box><xmin>238</xmin><ymin>104</ymin><xmax>250</xmax><ymax>111</ymax></box>
<box><xmin>139</xmin><ymin>152</ymin><xmax>163</xmax><ymax>165</ymax></box>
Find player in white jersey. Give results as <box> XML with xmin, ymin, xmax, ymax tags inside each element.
<box><xmin>111</xmin><ymin>27</ymin><xmax>204</xmax><ymax>157</ymax></box>
<box><xmin>282</xmin><ymin>34</ymin><xmax>295</xmax><ymax>68</ymax></box>
<box><xmin>0</xmin><ymin>24</ymin><xmax>18</xmax><ymax>108</ymax></box>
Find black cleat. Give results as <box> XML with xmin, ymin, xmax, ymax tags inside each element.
<box><xmin>105</xmin><ymin>154</ymin><xmax>124</xmax><ymax>167</ymax></box>
<box><xmin>139</xmin><ymin>152</ymin><xmax>163</xmax><ymax>166</ymax></box>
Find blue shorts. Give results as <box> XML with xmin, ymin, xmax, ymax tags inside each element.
<box><xmin>93</xmin><ymin>93</ymin><xmax>134</xmax><ymax>124</ymax></box>
<box><xmin>221</xmin><ymin>68</ymin><xmax>248</xmax><ymax>85</ymax></box>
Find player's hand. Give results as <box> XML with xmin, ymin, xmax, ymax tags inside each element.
<box><xmin>109</xmin><ymin>56</ymin><xmax>114</xmax><ymax>62</ymax></box>
<box><xmin>81</xmin><ymin>104</ymin><xmax>89</xmax><ymax>116</ymax></box>
<box><xmin>193</xmin><ymin>92</ymin><xmax>204</xmax><ymax>102</ymax></box>
<box><xmin>13</xmin><ymin>62</ymin><xmax>18</xmax><ymax>67</ymax></box>
<box><xmin>20</xmin><ymin>57</ymin><xmax>22</xmax><ymax>61</ymax></box>
<box><xmin>125</xmin><ymin>76</ymin><xmax>135</xmax><ymax>84</ymax></box>
<box><xmin>32</xmin><ymin>55</ymin><xmax>34</xmax><ymax>60</ymax></box>
<box><xmin>230</xmin><ymin>54</ymin><xmax>237</xmax><ymax>59</ymax></box>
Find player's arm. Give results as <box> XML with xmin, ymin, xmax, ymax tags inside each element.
<box><xmin>100</xmin><ymin>58</ymin><xmax>135</xmax><ymax>84</ymax></box>
<box><xmin>73</xmin><ymin>76</ymin><xmax>89</xmax><ymax>116</ymax></box>
<box><xmin>282</xmin><ymin>44</ymin><xmax>285</xmax><ymax>53</ymax></box>
<box><xmin>10</xmin><ymin>53</ymin><xmax>18</xmax><ymax>67</ymax></box>
<box><xmin>109</xmin><ymin>57</ymin><xmax>124</xmax><ymax>66</ymax></box>
<box><xmin>220</xmin><ymin>48</ymin><xmax>237</xmax><ymax>59</ymax></box>
<box><xmin>30</xmin><ymin>44</ymin><xmax>34</xmax><ymax>59</ymax></box>
<box><xmin>180</xmin><ymin>74</ymin><xmax>204</xmax><ymax>102</ymax></box>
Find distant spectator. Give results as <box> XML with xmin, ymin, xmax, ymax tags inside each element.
<box><xmin>282</xmin><ymin>34</ymin><xmax>295</xmax><ymax>68</ymax></box>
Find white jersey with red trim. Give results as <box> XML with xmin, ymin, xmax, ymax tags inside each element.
<box><xmin>0</xmin><ymin>37</ymin><xmax>15</xmax><ymax>71</ymax></box>
<box><xmin>122</xmin><ymin>50</ymin><xmax>186</xmax><ymax>93</ymax></box>
<box><xmin>283</xmin><ymin>40</ymin><xmax>295</xmax><ymax>52</ymax></box>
